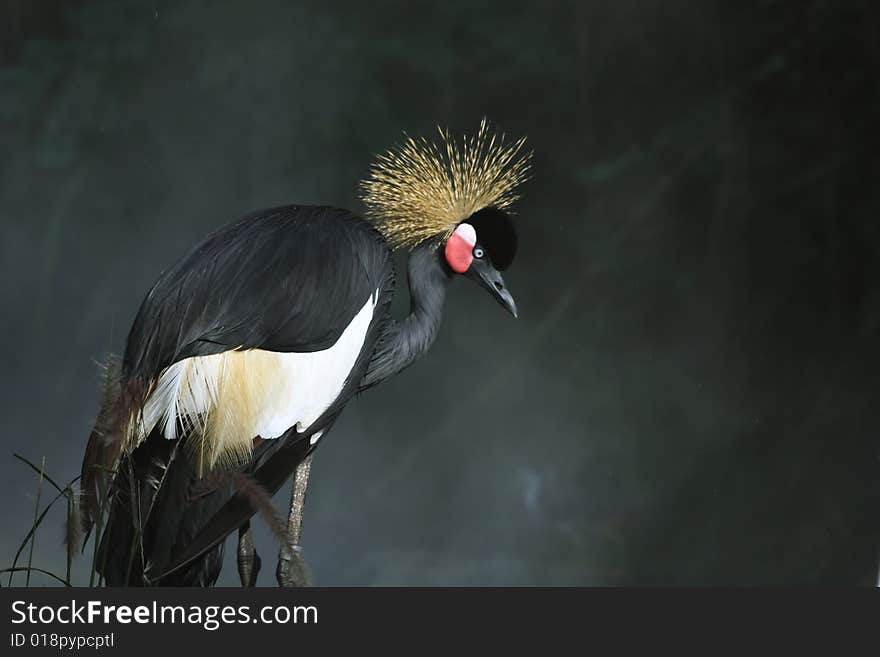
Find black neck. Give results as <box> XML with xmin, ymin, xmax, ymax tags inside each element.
<box><xmin>361</xmin><ymin>244</ymin><xmax>450</xmax><ymax>389</ymax></box>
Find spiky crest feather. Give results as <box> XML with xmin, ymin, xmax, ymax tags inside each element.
<box><xmin>360</xmin><ymin>119</ymin><xmax>532</xmax><ymax>249</ymax></box>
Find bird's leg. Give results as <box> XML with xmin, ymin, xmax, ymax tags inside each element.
<box><xmin>276</xmin><ymin>455</ymin><xmax>312</xmax><ymax>587</ymax></box>
<box><xmin>237</xmin><ymin>520</ymin><xmax>261</xmax><ymax>586</ymax></box>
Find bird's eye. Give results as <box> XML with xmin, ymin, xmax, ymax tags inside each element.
<box><xmin>473</xmin><ymin>247</ymin><xmax>484</xmax><ymax>258</ymax></box>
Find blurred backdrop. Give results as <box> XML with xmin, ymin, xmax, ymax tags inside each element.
<box><xmin>1</xmin><ymin>0</ymin><xmax>878</xmax><ymax>585</ymax></box>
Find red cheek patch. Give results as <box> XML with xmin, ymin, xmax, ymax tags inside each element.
<box><xmin>444</xmin><ymin>223</ymin><xmax>477</xmax><ymax>273</ymax></box>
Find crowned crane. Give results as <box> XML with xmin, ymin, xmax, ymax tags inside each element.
<box><xmin>79</xmin><ymin>120</ymin><xmax>531</xmax><ymax>586</ymax></box>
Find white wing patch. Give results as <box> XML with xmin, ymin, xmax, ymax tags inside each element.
<box><xmin>139</xmin><ymin>291</ymin><xmax>377</xmax><ymax>470</ymax></box>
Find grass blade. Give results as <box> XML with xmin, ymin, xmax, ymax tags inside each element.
<box><xmin>0</xmin><ymin>567</ymin><xmax>70</xmax><ymax>587</ymax></box>
<box><xmin>25</xmin><ymin>457</ymin><xmax>46</xmax><ymax>587</ymax></box>
<box><xmin>13</xmin><ymin>453</ymin><xmax>64</xmax><ymax>494</ymax></box>
<box><xmin>8</xmin><ymin>486</ymin><xmax>71</xmax><ymax>586</ymax></box>
<box><xmin>65</xmin><ymin>494</ymin><xmax>74</xmax><ymax>584</ymax></box>
<box><xmin>89</xmin><ymin>467</ymin><xmax>109</xmax><ymax>587</ymax></box>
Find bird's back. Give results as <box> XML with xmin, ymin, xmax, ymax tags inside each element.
<box><xmin>126</xmin><ymin>205</ymin><xmax>392</xmax><ymax>378</ymax></box>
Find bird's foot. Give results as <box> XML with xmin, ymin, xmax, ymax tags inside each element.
<box><xmin>276</xmin><ymin>545</ymin><xmax>311</xmax><ymax>587</ymax></box>
<box><xmin>237</xmin><ymin>524</ymin><xmax>261</xmax><ymax>587</ymax></box>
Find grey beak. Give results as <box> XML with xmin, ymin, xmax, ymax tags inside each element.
<box><xmin>470</xmin><ymin>261</ymin><xmax>518</xmax><ymax>318</ymax></box>
<box><xmin>495</xmin><ymin>282</ymin><xmax>518</xmax><ymax>318</ymax></box>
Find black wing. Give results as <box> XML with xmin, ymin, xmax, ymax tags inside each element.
<box><xmin>124</xmin><ymin>204</ymin><xmax>391</xmax><ymax>383</ymax></box>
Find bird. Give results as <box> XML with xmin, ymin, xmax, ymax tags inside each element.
<box><xmin>79</xmin><ymin>119</ymin><xmax>532</xmax><ymax>586</ymax></box>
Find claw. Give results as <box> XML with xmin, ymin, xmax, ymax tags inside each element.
<box><xmin>237</xmin><ymin>523</ymin><xmax>261</xmax><ymax>587</ymax></box>
<box><xmin>276</xmin><ymin>545</ymin><xmax>310</xmax><ymax>587</ymax></box>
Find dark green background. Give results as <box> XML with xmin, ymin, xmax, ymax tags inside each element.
<box><xmin>1</xmin><ymin>0</ymin><xmax>878</xmax><ymax>585</ymax></box>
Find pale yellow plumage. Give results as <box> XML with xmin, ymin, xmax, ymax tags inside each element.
<box><xmin>127</xmin><ymin>292</ymin><xmax>377</xmax><ymax>474</ymax></box>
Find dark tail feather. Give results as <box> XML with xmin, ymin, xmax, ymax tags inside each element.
<box><xmin>80</xmin><ymin>355</ymin><xmax>127</xmax><ymax>541</ymax></box>
<box><xmin>98</xmin><ymin>431</ymin><xmax>232</xmax><ymax>587</ymax></box>
<box><xmin>80</xmin><ymin>357</ymin><xmax>228</xmax><ymax>586</ymax></box>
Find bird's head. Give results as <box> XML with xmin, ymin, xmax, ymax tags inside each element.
<box><xmin>442</xmin><ymin>207</ymin><xmax>518</xmax><ymax>317</ymax></box>
<box><xmin>361</xmin><ymin>118</ymin><xmax>531</xmax><ymax>319</ymax></box>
